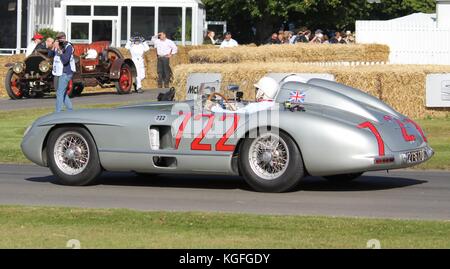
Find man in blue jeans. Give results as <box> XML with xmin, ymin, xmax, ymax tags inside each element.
<box><xmin>49</xmin><ymin>32</ymin><xmax>76</xmax><ymax>112</ymax></box>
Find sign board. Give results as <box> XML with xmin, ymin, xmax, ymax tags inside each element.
<box><xmin>426</xmin><ymin>74</ymin><xmax>450</xmax><ymax>107</ymax></box>
<box><xmin>266</xmin><ymin>73</ymin><xmax>335</xmax><ymax>84</ymax></box>
<box><xmin>186</xmin><ymin>73</ymin><xmax>222</xmax><ymax>100</ymax></box>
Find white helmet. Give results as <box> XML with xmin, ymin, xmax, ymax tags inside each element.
<box><xmin>281</xmin><ymin>74</ymin><xmax>309</xmax><ymax>84</ymax></box>
<box><xmin>254</xmin><ymin>77</ymin><xmax>279</xmax><ymax>101</ymax></box>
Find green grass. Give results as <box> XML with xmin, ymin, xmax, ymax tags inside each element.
<box><xmin>416</xmin><ymin>117</ymin><xmax>450</xmax><ymax>170</ymax></box>
<box><xmin>0</xmin><ymin>206</ymin><xmax>449</xmax><ymax>249</ymax></box>
<box><xmin>0</xmin><ymin>105</ymin><xmax>449</xmax><ymax>169</ymax></box>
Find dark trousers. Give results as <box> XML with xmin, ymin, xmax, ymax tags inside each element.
<box><xmin>157</xmin><ymin>56</ymin><xmax>171</xmax><ymax>88</ymax></box>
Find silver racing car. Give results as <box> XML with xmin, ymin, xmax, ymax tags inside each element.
<box><xmin>21</xmin><ymin>76</ymin><xmax>434</xmax><ymax>192</ymax></box>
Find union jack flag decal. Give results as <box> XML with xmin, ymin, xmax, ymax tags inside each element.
<box><xmin>289</xmin><ymin>91</ymin><xmax>306</xmax><ymax>104</ymax></box>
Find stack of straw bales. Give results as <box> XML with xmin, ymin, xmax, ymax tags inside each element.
<box><xmin>172</xmin><ymin>63</ymin><xmax>450</xmax><ymax>119</ymax></box>
<box><xmin>188</xmin><ymin>44</ymin><xmax>390</xmax><ymax>64</ymax></box>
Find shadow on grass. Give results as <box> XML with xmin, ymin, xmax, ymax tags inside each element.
<box><xmin>25</xmin><ymin>172</ymin><xmax>427</xmax><ymax>193</ymax></box>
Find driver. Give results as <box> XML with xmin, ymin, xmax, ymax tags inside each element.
<box><xmin>208</xmin><ymin>76</ymin><xmax>279</xmax><ymax>114</ymax></box>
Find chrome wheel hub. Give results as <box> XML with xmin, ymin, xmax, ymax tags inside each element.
<box><xmin>54</xmin><ymin>132</ymin><xmax>90</xmax><ymax>175</ymax></box>
<box><xmin>248</xmin><ymin>133</ymin><xmax>289</xmax><ymax>180</ymax></box>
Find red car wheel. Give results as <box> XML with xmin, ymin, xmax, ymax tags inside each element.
<box><xmin>115</xmin><ymin>64</ymin><xmax>133</xmax><ymax>94</ymax></box>
<box><xmin>5</xmin><ymin>69</ymin><xmax>23</xmax><ymax>99</ymax></box>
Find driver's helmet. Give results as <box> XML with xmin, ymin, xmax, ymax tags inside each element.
<box><xmin>254</xmin><ymin>77</ymin><xmax>279</xmax><ymax>101</ymax></box>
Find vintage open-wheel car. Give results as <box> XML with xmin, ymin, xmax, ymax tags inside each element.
<box><xmin>4</xmin><ymin>41</ymin><xmax>137</xmax><ymax>100</ymax></box>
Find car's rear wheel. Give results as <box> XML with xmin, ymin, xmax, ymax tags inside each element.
<box><xmin>239</xmin><ymin>130</ymin><xmax>304</xmax><ymax>192</ymax></box>
<box><xmin>5</xmin><ymin>69</ymin><xmax>24</xmax><ymax>100</ymax></box>
<box><xmin>47</xmin><ymin>127</ymin><xmax>102</xmax><ymax>186</ymax></box>
<box><xmin>324</xmin><ymin>173</ymin><xmax>364</xmax><ymax>183</ymax></box>
<box><xmin>114</xmin><ymin>64</ymin><xmax>133</xmax><ymax>94</ymax></box>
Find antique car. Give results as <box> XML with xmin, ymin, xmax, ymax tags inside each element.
<box><xmin>4</xmin><ymin>41</ymin><xmax>136</xmax><ymax>99</ymax></box>
<box><xmin>21</xmin><ymin>77</ymin><xmax>434</xmax><ymax>193</ymax></box>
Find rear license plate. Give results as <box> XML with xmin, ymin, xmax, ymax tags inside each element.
<box><xmin>406</xmin><ymin>150</ymin><xmax>427</xmax><ymax>164</ymax></box>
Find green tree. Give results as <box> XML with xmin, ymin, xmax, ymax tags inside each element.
<box><xmin>37</xmin><ymin>28</ymin><xmax>58</xmax><ymax>40</ymax></box>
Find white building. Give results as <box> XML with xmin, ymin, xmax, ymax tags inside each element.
<box><xmin>1</xmin><ymin>0</ymin><xmax>206</xmax><ymax>54</ymax></box>
<box><xmin>356</xmin><ymin>0</ymin><xmax>450</xmax><ymax>65</ymax></box>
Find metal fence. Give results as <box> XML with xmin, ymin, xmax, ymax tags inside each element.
<box><xmin>356</xmin><ymin>20</ymin><xmax>450</xmax><ymax>65</ymax></box>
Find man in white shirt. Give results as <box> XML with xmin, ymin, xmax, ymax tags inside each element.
<box><xmin>220</xmin><ymin>32</ymin><xmax>238</xmax><ymax>49</ymax></box>
<box><xmin>152</xmin><ymin>32</ymin><xmax>178</xmax><ymax>88</ymax></box>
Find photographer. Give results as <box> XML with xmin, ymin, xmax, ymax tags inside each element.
<box><xmin>49</xmin><ymin>32</ymin><xmax>76</xmax><ymax>113</ymax></box>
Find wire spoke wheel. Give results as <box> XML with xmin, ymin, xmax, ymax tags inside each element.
<box><xmin>53</xmin><ymin>132</ymin><xmax>90</xmax><ymax>176</ymax></box>
<box><xmin>248</xmin><ymin>133</ymin><xmax>290</xmax><ymax>180</ymax></box>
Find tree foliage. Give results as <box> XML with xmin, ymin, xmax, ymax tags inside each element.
<box><xmin>203</xmin><ymin>0</ymin><xmax>437</xmax><ymax>43</ymax></box>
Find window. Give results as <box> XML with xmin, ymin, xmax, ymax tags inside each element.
<box><xmin>0</xmin><ymin>0</ymin><xmax>17</xmax><ymax>48</ymax></box>
<box><xmin>121</xmin><ymin>6</ymin><xmax>128</xmax><ymax>45</ymax></box>
<box><xmin>92</xmin><ymin>20</ymin><xmax>112</xmax><ymax>42</ymax></box>
<box><xmin>67</xmin><ymin>5</ymin><xmax>91</xmax><ymax>16</ymax></box>
<box><xmin>94</xmin><ymin>6</ymin><xmax>118</xmax><ymax>16</ymax></box>
<box><xmin>71</xmin><ymin>23</ymin><xmax>89</xmax><ymax>43</ymax></box>
<box><xmin>185</xmin><ymin>8</ymin><xmax>192</xmax><ymax>42</ymax></box>
<box><xmin>159</xmin><ymin>7</ymin><xmax>182</xmax><ymax>41</ymax></box>
<box><xmin>131</xmin><ymin>7</ymin><xmax>155</xmax><ymax>40</ymax></box>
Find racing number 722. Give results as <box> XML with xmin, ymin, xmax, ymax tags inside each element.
<box><xmin>175</xmin><ymin>113</ymin><xmax>240</xmax><ymax>152</ymax></box>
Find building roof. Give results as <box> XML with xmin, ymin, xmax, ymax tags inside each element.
<box><xmin>388</xmin><ymin>12</ymin><xmax>437</xmax><ymax>25</ymax></box>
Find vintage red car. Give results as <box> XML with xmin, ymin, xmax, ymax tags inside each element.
<box><xmin>4</xmin><ymin>41</ymin><xmax>137</xmax><ymax>99</ymax></box>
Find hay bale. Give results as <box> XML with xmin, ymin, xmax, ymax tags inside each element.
<box><xmin>188</xmin><ymin>44</ymin><xmax>390</xmax><ymax>64</ymax></box>
<box><xmin>173</xmin><ymin>63</ymin><xmax>450</xmax><ymax>119</ymax></box>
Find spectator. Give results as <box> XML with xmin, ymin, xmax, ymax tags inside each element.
<box><xmin>284</xmin><ymin>31</ymin><xmax>293</xmax><ymax>44</ymax></box>
<box><xmin>266</xmin><ymin>33</ymin><xmax>281</xmax><ymax>44</ymax></box>
<box><xmin>49</xmin><ymin>32</ymin><xmax>76</xmax><ymax>113</ymax></box>
<box><xmin>204</xmin><ymin>31</ymin><xmax>217</xmax><ymax>45</ymax></box>
<box><xmin>330</xmin><ymin>31</ymin><xmax>344</xmax><ymax>44</ymax></box>
<box><xmin>310</xmin><ymin>30</ymin><xmax>324</xmax><ymax>43</ymax></box>
<box><xmin>220</xmin><ymin>32</ymin><xmax>238</xmax><ymax>48</ymax></box>
<box><xmin>345</xmin><ymin>30</ymin><xmax>356</xmax><ymax>43</ymax></box>
<box><xmin>45</xmin><ymin>37</ymin><xmax>54</xmax><ymax>51</ymax></box>
<box><xmin>152</xmin><ymin>32</ymin><xmax>178</xmax><ymax>88</ymax></box>
<box><xmin>322</xmin><ymin>34</ymin><xmax>330</xmax><ymax>44</ymax></box>
<box><xmin>295</xmin><ymin>29</ymin><xmax>311</xmax><ymax>43</ymax></box>
<box><xmin>277</xmin><ymin>31</ymin><xmax>285</xmax><ymax>44</ymax></box>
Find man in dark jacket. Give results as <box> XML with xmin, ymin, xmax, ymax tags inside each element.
<box><xmin>49</xmin><ymin>32</ymin><xmax>76</xmax><ymax>112</ymax></box>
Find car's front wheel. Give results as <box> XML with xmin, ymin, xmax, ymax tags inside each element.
<box><xmin>239</xmin><ymin>130</ymin><xmax>304</xmax><ymax>192</ymax></box>
<box><xmin>5</xmin><ymin>69</ymin><xmax>24</xmax><ymax>100</ymax></box>
<box><xmin>47</xmin><ymin>127</ymin><xmax>102</xmax><ymax>186</ymax></box>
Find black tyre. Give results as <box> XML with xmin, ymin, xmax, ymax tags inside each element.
<box><xmin>324</xmin><ymin>173</ymin><xmax>364</xmax><ymax>183</ymax></box>
<box><xmin>72</xmin><ymin>82</ymin><xmax>85</xmax><ymax>97</ymax></box>
<box><xmin>114</xmin><ymin>64</ymin><xmax>133</xmax><ymax>94</ymax></box>
<box><xmin>47</xmin><ymin>127</ymin><xmax>102</xmax><ymax>186</ymax></box>
<box><xmin>239</xmin><ymin>130</ymin><xmax>304</xmax><ymax>193</ymax></box>
<box><xmin>5</xmin><ymin>69</ymin><xmax>24</xmax><ymax>100</ymax></box>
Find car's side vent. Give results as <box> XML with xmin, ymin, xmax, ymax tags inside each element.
<box><xmin>153</xmin><ymin>157</ymin><xmax>177</xmax><ymax>168</ymax></box>
<box><xmin>149</xmin><ymin>126</ymin><xmax>174</xmax><ymax>150</ymax></box>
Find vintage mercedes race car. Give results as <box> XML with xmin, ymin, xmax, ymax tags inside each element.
<box><xmin>21</xmin><ymin>77</ymin><xmax>434</xmax><ymax>192</ymax></box>
<box><xmin>4</xmin><ymin>41</ymin><xmax>136</xmax><ymax>99</ymax></box>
